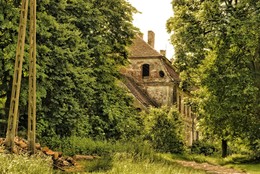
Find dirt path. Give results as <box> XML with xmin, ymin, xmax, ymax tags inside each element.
<box><xmin>175</xmin><ymin>160</ymin><xmax>247</xmax><ymax>174</ymax></box>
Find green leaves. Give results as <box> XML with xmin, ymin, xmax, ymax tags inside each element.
<box><xmin>141</xmin><ymin>107</ymin><xmax>185</xmax><ymax>153</ymax></box>
<box><xmin>168</xmin><ymin>0</ymin><xmax>260</xmax><ymax>152</ymax></box>
<box><xmin>0</xmin><ymin>0</ymin><xmax>139</xmax><ymax>140</ymax></box>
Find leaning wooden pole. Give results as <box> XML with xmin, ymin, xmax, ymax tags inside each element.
<box><xmin>5</xmin><ymin>0</ymin><xmax>29</xmax><ymax>152</ymax></box>
<box><xmin>28</xmin><ymin>0</ymin><xmax>37</xmax><ymax>154</ymax></box>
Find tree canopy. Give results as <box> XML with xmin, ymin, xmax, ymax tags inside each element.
<box><xmin>0</xmin><ymin>0</ymin><xmax>140</xmax><ymax>140</ymax></box>
<box><xmin>167</xmin><ymin>0</ymin><xmax>260</xmax><ymax>156</ymax></box>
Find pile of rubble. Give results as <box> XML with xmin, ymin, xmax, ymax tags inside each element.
<box><xmin>0</xmin><ymin>137</ymin><xmax>98</xmax><ymax>171</ymax></box>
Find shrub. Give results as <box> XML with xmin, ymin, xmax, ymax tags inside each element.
<box><xmin>191</xmin><ymin>140</ymin><xmax>216</xmax><ymax>156</ymax></box>
<box><xmin>39</xmin><ymin>134</ymin><xmax>63</xmax><ymax>150</ymax></box>
<box><xmin>250</xmin><ymin>139</ymin><xmax>260</xmax><ymax>160</ymax></box>
<box><xmin>142</xmin><ymin>107</ymin><xmax>185</xmax><ymax>154</ymax></box>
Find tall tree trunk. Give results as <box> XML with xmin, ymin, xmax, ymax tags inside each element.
<box><xmin>222</xmin><ymin>139</ymin><xmax>228</xmax><ymax>158</ymax></box>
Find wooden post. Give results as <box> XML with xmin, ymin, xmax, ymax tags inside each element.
<box><xmin>5</xmin><ymin>0</ymin><xmax>29</xmax><ymax>151</ymax></box>
<box><xmin>5</xmin><ymin>0</ymin><xmax>37</xmax><ymax>154</ymax></box>
<box><xmin>28</xmin><ymin>0</ymin><xmax>37</xmax><ymax>154</ymax></box>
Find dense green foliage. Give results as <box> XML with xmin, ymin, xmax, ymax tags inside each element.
<box><xmin>0</xmin><ymin>0</ymin><xmax>140</xmax><ymax>140</ymax></box>
<box><xmin>141</xmin><ymin>107</ymin><xmax>185</xmax><ymax>153</ymax></box>
<box><xmin>41</xmin><ymin>108</ymin><xmax>185</xmax><ymax>156</ymax></box>
<box><xmin>191</xmin><ymin>140</ymin><xmax>217</xmax><ymax>156</ymax></box>
<box><xmin>44</xmin><ymin>136</ymin><xmax>118</xmax><ymax>156</ymax></box>
<box><xmin>167</xmin><ymin>0</ymin><xmax>260</xmax><ymax>156</ymax></box>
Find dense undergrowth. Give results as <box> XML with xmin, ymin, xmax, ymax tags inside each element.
<box><xmin>38</xmin><ymin>135</ymin><xmax>259</xmax><ymax>170</ymax></box>
<box><xmin>1</xmin><ymin>137</ymin><xmax>259</xmax><ymax>174</ymax></box>
<box><xmin>1</xmin><ymin>108</ymin><xmax>258</xmax><ymax>173</ymax></box>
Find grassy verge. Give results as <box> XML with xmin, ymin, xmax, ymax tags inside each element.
<box><xmin>170</xmin><ymin>153</ymin><xmax>260</xmax><ymax>174</ymax></box>
<box><xmin>0</xmin><ymin>152</ymin><xmax>206</xmax><ymax>174</ymax></box>
<box><xmin>0</xmin><ymin>153</ymin><xmax>53</xmax><ymax>174</ymax></box>
<box><xmin>80</xmin><ymin>153</ymin><xmax>207</xmax><ymax>174</ymax></box>
<box><xmin>225</xmin><ymin>163</ymin><xmax>260</xmax><ymax>174</ymax></box>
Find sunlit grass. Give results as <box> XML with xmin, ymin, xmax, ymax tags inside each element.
<box><xmin>1</xmin><ymin>149</ymin><xmax>258</xmax><ymax>174</ymax></box>
<box><xmin>101</xmin><ymin>160</ymin><xmax>205</xmax><ymax>174</ymax></box>
<box><xmin>225</xmin><ymin>163</ymin><xmax>260</xmax><ymax>174</ymax></box>
<box><xmin>0</xmin><ymin>153</ymin><xmax>53</xmax><ymax>174</ymax></box>
<box><xmin>81</xmin><ymin>153</ymin><xmax>206</xmax><ymax>174</ymax></box>
<box><xmin>170</xmin><ymin>153</ymin><xmax>260</xmax><ymax>174</ymax></box>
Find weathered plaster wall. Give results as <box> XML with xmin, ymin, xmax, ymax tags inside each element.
<box><xmin>127</xmin><ymin>58</ymin><xmax>172</xmax><ymax>83</ymax></box>
<box><xmin>146</xmin><ymin>85</ymin><xmax>173</xmax><ymax>106</ymax></box>
<box><xmin>125</xmin><ymin>58</ymin><xmax>175</xmax><ymax>106</ymax></box>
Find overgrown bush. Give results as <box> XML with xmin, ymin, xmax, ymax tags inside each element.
<box><xmin>141</xmin><ymin>107</ymin><xmax>185</xmax><ymax>154</ymax></box>
<box><xmin>250</xmin><ymin>139</ymin><xmax>260</xmax><ymax>160</ymax></box>
<box><xmin>191</xmin><ymin>140</ymin><xmax>216</xmax><ymax>156</ymax></box>
<box><xmin>39</xmin><ymin>106</ymin><xmax>186</xmax><ymax>157</ymax></box>
<box><xmin>41</xmin><ymin>136</ymin><xmax>156</xmax><ymax>159</ymax></box>
<box><xmin>52</xmin><ymin>136</ymin><xmax>114</xmax><ymax>156</ymax></box>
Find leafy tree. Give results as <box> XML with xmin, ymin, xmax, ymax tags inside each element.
<box><xmin>167</xmin><ymin>0</ymin><xmax>260</xmax><ymax>157</ymax></box>
<box><xmin>0</xmin><ymin>0</ymin><xmax>140</xmax><ymax>141</ymax></box>
<box><xmin>0</xmin><ymin>0</ymin><xmax>20</xmax><ymax>137</ymax></box>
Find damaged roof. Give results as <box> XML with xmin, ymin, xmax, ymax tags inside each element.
<box><xmin>123</xmin><ymin>75</ymin><xmax>159</xmax><ymax>108</ymax></box>
<box><xmin>128</xmin><ymin>35</ymin><xmax>181</xmax><ymax>82</ymax></box>
<box><xmin>128</xmin><ymin>36</ymin><xmax>162</xmax><ymax>58</ymax></box>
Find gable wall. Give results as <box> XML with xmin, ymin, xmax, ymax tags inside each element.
<box><xmin>126</xmin><ymin>57</ymin><xmax>175</xmax><ymax>106</ymax></box>
<box><xmin>127</xmin><ymin>58</ymin><xmax>171</xmax><ymax>82</ymax></box>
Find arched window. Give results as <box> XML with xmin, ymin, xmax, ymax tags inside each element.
<box><xmin>142</xmin><ymin>64</ymin><xmax>150</xmax><ymax>78</ymax></box>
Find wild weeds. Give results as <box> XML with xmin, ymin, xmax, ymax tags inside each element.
<box><xmin>0</xmin><ymin>153</ymin><xmax>53</xmax><ymax>174</ymax></box>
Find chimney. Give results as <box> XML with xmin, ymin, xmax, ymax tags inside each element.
<box><xmin>160</xmin><ymin>50</ymin><xmax>166</xmax><ymax>56</ymax></box>
<box><xmin>148</xmin><ymin>30</ymin><xmax>155</xmax><ymax>48</ymax></box>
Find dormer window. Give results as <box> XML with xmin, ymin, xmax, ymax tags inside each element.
<box><xmin>142</xmin><ymin>64</ymin><xmax>150</xmax><ymax>78</ymax></box>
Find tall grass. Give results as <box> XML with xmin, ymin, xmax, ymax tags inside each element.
<box><xmin>51</xmin><ymin>136</ymin><xmax>155</xmax><ymax>158</ymax></box>
<box><xmin>0</xmin><ymin>153</ymin><xmax>53</xmax><ymax>174</ymax></box>
<box><xmin>84</xmin><ymin>153</ymin><xmax>207</xmax><ymax>174</ymax></box>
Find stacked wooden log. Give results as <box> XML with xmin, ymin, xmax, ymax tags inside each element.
<box><xmin>0</xmin><ymin>137</ymin><xmax>76</xmax><ymax>169</ymax></box>
<box><xmin>0</xmin><ymin>137</ymin><xmax>101</xmax><ymax>172</ymax></box>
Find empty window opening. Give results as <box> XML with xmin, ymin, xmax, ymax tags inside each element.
<box><xmin>178</xmin><ymin>96</ymin><xmax>182</xmax><ymax>112</ymax></box>
<box><xmin>142</xmin><ymin>64</ymin><xmax>150</xmax><ymax>77</ymax></box>
<box><xmin>172</xmin><ymin>86</ymin><xmax>177</xmax><ymax>104</ymax></box>
<box><xmin>159</xmin><ymin>70</ymin><xmax>165</xmax><ymax>78</ymax></box>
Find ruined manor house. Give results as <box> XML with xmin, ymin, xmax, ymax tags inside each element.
<box><xmin>121</xmin><ymin>31</ymin><xmax>198</xmax><ymax>145</ymax></box>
